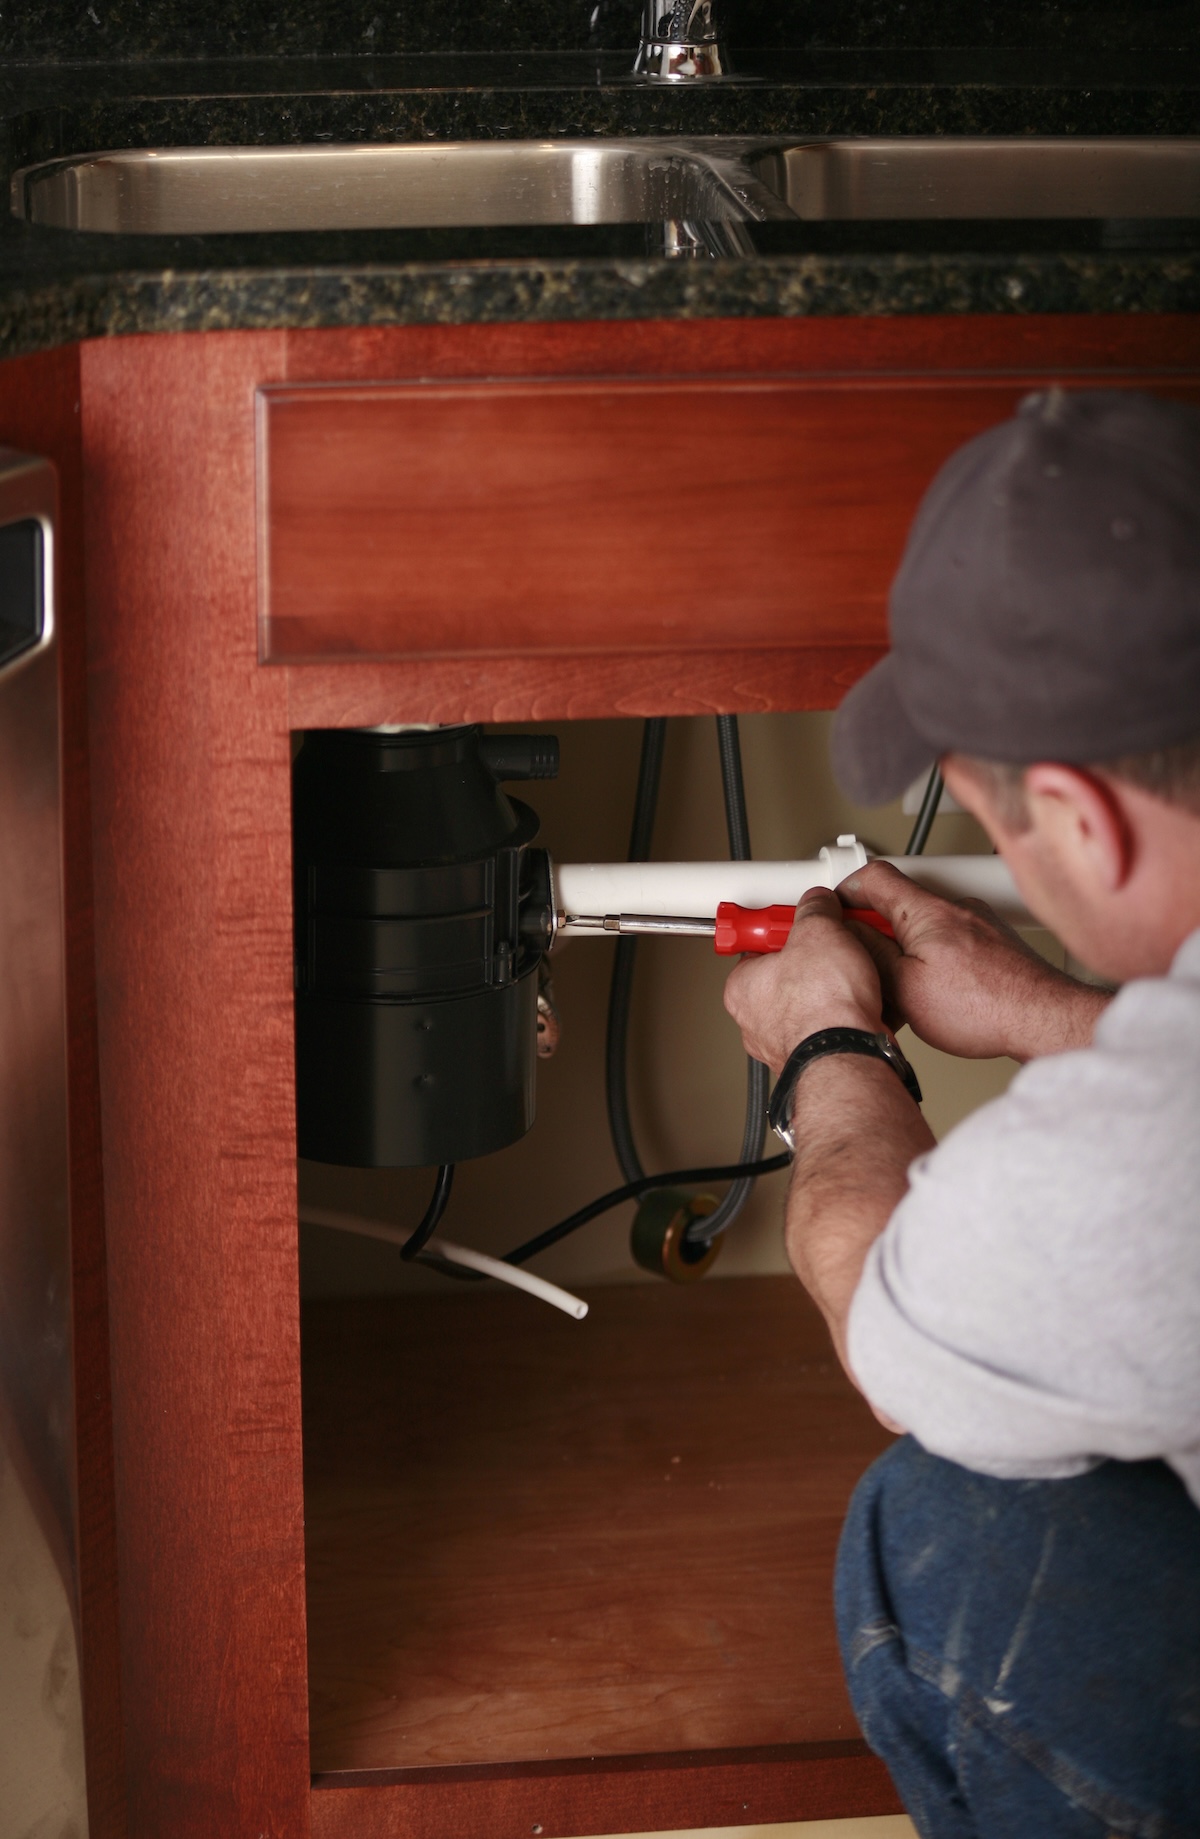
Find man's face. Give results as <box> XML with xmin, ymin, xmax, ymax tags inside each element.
<box><xmin>940</xmin><ymin>755</ymin><xmax>1129</xmax><ymax>981</ymax></box>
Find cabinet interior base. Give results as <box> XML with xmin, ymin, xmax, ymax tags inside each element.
<box><xmin>302</xmin><ymin>1273</ymin><xmax>892</xmax><ymax>1774</ymax></box>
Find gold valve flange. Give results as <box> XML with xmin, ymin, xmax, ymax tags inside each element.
<box><xmin>630</xmin><ymin>1187</ymin><xmax>722</xmax><ymax>1282</ymax></box>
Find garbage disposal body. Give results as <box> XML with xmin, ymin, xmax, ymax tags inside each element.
<box><xmin>292</xmin><ymin>726</ymin><xmax>555</xmax><ymax>1167</ymax></box>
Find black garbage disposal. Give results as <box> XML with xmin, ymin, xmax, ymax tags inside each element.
<box><xmin>293</xmin><ymin>725</ymin><xmax>557</xmax><ymax>1166</ymax></box>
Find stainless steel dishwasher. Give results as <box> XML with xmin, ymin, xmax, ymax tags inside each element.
<box><xmin>0</xmin><ymin>451</ymin><xmax>87</xmax><ymax>1838</ymax></box>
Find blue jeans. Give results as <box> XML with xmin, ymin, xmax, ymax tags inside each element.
<box><xmin>835</xmin><ymin>1439</ymin><xmax>1200</xmax><ymax>1838</ymax></box>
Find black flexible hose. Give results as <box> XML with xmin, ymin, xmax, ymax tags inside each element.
<box><xmin>905</xmin><ymin>763</ymin><xmax>944</xmax><ymax>857</ymax></box>
<box><xmin>683</xmin><ymin>717</ymin><xmax>771</xmax><ymax>1249</ymax></box>
<box><xmin>716</xmin><ymin>712</ymin><xmax>752</xmax><ymax>859</ymax></box>
<box><xmin>502</xmin><ymin>1151</ymin><xmax>791</xmax><ymax>1268</ymax></box>
<box><xmin>601</xmin><ymin>715</ymin><xmax>771</xmax><ymax>1263</ymax></box>
<box><xmin>400</xmin><ymin>1163</ymin><xmax>455</xmax><ymax>1260</ymax></box>
<box><xmin>605</xmin><ymin>718</ymin><xmax>668</xmax><ymax>1184</ymax></box>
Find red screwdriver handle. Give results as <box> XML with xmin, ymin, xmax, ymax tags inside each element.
<box><xmin>713</xmin><ymin>901</ymin><xmax>895</xmax><ymax>954</ymax></box>
<box><xmin>714</xmin><ymin>903</ymin><xmax>794</xmax><ymax>953</ymax></box>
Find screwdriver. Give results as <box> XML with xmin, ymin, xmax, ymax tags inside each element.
<box><xmin>572</xmin><ymin>902</ymin><xmax>896</xmax><ymax>954</ymax></box>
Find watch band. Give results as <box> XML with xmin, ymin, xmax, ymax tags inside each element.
<box><xmin>767</xmin><ymin>1027</ymin><xmax>923</xmax><ymax>1151</ymax></box>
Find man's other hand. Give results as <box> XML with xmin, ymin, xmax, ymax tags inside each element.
<box><xmin>836</xmin><ymin>861</ymin><xmax>1111</xmax><ymax>1064</ymax></box>
<box><xmin>723</xmin><ymin>887</ymin><xmax>886</xmax><ymax>1076</ymax></box>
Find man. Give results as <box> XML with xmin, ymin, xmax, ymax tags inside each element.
<box><xmin>724</xmin><ymin>389</ymin><xmax>1200</xmax><ymax>1837</ymax></box>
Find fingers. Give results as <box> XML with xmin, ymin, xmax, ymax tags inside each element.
<box><xmin>837</xmin><ymin>859</ymin><xmax>1015</xmax><ymax>954</ymax></box>
<box><xmin>957</xmin><ymin>895</ymin><xmax>1027</xmax><ymax>946</ymax></box>
<box><xmin>846</xmin><ymin>912</ymin><xmax>901</xmax><ymax>977</ymax></box>
<box><xmin>722</xmin><ymin>883</ymin><xmax>887</xmax><ymax>1073</ymax></box>
<box><xmin>836</xmin><ymin>859</ymin><xmax>950</xmax><ymax>932</ymax></box>
<box><xmin>722</xmin><ymin>953</ymin><xmax>753</xmax><ymax>1017</ymax></box>
<box><xmin>846</xmin><ymin>914</ymin><xmax>906</xmax><ymax>1031</ymax></box>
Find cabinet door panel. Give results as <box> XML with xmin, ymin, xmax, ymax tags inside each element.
<box><xmin>258</xmin><ymin>376</ymin><xmax>1065</xmax><ymax>664</ymax></box>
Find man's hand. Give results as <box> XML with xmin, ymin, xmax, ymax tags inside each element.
<box><xmin>723</xmin><ymin>886</ymin><xmax>886</xmax><ymax>1076</ymax></box>
<box><xmin>837</xmin><ymin>860</ymin><xmax>1111</xmax><ymax>1063</ymax></box>
<box><xmin>724</xmin><ymin>882</ymin><xmax>933</xmax><ymax>1398</ymax></box>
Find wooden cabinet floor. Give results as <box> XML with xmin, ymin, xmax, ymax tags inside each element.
<box><xmin>588</xmin><ymin>1822</ymin><xmax>916</xmax><ymax>1839</ymax></box>
<box><xmin>303</xmin><ymin>1276</ymin><xmax>892</xmax><ymax>1774</ymax></box>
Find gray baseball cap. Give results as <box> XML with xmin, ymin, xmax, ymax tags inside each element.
<box><xmin>831</xmin><ymin>388</ymin><xmax>1200</xmax><ymax>805</ymax></box>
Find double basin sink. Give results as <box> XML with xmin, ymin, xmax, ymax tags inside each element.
<box><xmin>14</xmin><ymin>138</ymin><xmax>1200</xmax><ymax>243</ymax></box>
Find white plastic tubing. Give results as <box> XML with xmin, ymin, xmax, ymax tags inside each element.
<box><xmin>299</xmin><ymin>1205</ymin><xmax>589</xmax><ymax>1320</ymax></box>
<box><xmin>553</xmin><ymin>839</ymin><xmax>1031</xmax><ymax>931</ymax></box>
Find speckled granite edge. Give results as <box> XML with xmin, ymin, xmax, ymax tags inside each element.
<box><xmin>17</xmin><ymin>80</ymin><xmax>1200</xmax><ymax>156</ymax></box>
<box><xmin>3</xmin><ymin>250</ymin><xmax>1197</xmax><ymax>360</ymax></box>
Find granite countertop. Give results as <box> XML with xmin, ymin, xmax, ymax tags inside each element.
<box><xmin>1</xmin><ymin>14</ymin><xmax>1199</xmax><ymax>357</ymax></box>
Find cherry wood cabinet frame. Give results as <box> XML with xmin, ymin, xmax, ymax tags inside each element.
<box><xmin>259</xmin><ymin>373</ymin><xmax>1049</xmax><ymax>667</ymax></box>
<box><xmin>6</xmin><ymin>312</ymin><xmax>1198</xmax><ymax>1839</ymax></box>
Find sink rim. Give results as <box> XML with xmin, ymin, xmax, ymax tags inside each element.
<box><xmin>14</xmin><ymin>134</ymin><xmax>1200</xmax><ymax>238</ymax></box>
<box><xmin>12</xmin><ymin>136</ymin><xmax>795</xmax><ymax>236</ymax></box>
<box><xmin>748</xmin><ymin>134</ymin><xmax>1200</xmax><ymax>221</ymax></box>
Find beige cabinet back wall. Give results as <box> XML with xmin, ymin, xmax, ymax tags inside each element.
<box><xmin>298</xmin><ymin>710</ymin><xmax>1025</xmax><ymax>1299</ymax></box>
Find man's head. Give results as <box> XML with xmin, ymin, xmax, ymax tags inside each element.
<box><xmin>942</xmin><ymin>745</ymin><xmax>1200</xmax><ymax>983</ymax></box>
<box><xmin>832</xmin><ymin>388</ymin><xmax>1200</xmax><ymax>979</ymax></box>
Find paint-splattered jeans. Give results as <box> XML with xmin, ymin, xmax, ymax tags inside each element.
<box><xmin>835</xmin><ymin>1438</ymin><xmax>1200</xmax><ymax>1839</ymax></box>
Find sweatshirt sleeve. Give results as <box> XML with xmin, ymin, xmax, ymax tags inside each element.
<box><xmin>845</xmin><ymin>999</ymin><xmax>1200</xmax><ymax>1490</ymax></box>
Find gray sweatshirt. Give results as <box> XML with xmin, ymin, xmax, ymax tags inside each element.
<box><xmin>848</xmin><ymin>930</ymin><xmax>1200</xmax><ymax>1509</ymax></box>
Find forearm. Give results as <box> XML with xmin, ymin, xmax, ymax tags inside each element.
<box><xmin>784</xmin><ymin>1055</ymin><xmax>935</xmax><ymax>1379</ymax></box>
<box><xmin>721</xmin><ymin>883</ymin><xmax>934</xmax><ymax>1384</ymax></box>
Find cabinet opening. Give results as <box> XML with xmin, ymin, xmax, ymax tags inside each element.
<box><xmin>296</xmin><ymin>712</ymin><xmax>1019</xmax><ymax>1777</ymax></box>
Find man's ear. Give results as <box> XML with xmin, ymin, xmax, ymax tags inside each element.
<box><xmin>1022</xmin><ymin>763</ymin><xmax>1135</xmax><ymax>893</ymax></box>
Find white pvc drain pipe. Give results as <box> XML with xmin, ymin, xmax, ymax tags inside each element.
<box><xmin>553</xmin><ymin>840</ymin><xmax>1029</xmax><ymax>935</ymax></box>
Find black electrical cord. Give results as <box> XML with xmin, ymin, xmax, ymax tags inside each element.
<box><xmin>501</xmin><ymin>1151</ymin><xmax>791</xmax><ymax>1268</ymax></box>
<box><xmin>904</xmin><ymin>763</ymin><xmax>944</xmax><ymax>857</ymax></box>
<box><xmin>412</xmin><ymin>1244</ymin><xmax>483</xmax><ymax>1281</ymax></box>
<box><xmin>413</xmin><ymin>1150</ymin><xmax>792</xmax><ymax>1285</ymax></box>
<box><xmin>605</xmin><ymin>717</ymin><xmax>668</xmax><ymax>1184</ymax></box>
<box><xmin>400</xmin><ymin>1162</ymin><xmax>455</xmax><ymax>1260</ymax></box>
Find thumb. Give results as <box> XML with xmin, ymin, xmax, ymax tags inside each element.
<box><xmin>837</xmin><ymin>859</ymin><xmax>952</xmax><ymax>944</ymax></box>
<box><xmin>789</xmin><ymin>884</ymin><xmax>846</xmax><ymax>935</ymax></box>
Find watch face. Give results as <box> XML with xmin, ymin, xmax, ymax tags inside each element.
<box><xmin>767</xmin><ymin>1086</ymin><xmax>795</xmax><ymax>1151</ymax></box>
<box><xmin>875</xmin><ymin>1034</ymin><xmax>921</xmax><ymax>1103</ymax></box>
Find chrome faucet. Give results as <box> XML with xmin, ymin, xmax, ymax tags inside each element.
<box><xmin>632</xmin><ymin>0</ymin><xmax>730</xmax><ymax>79</ymax></box>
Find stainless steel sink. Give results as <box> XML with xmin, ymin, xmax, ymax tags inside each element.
<box><xmin>12</xmin><ymin>139</ymin><xmax>786</xmax><ymax>240</ymax></box>
<box><xmin>14</xmin><ymin>136</ymin><xmax>1199</xmax><ymax>246</ymax></box>
<box><xmin>748</xmin><ymin>138</ymin><xmax>1200</xmax><ymax>219</ymax></box>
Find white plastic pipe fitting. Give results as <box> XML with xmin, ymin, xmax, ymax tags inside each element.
<box><xmin>554</xmin><ymin>843</ymin><xmax>1031</xmax><ymax>931</ymax></box>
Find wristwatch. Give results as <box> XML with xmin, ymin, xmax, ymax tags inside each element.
<box><xmin>767</xmin><ymin>1027</ymin><xmax>923</xmax><ymax>1152</ymax></box>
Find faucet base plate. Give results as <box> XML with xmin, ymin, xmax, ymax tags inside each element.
<box><xmin>629</xmin><ymin>38</ymin><xmax>739</xmax><ymax>80</ymax></box>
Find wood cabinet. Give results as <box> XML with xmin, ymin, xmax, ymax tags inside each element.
<box><xmin>10</xmin><ymin>310</ymin><xmax>1200</xmax><ymax>1839</ymax></box>
<box><xmin>260</xmin><ymin>373</ymin><xmax>1022</xmax><ymax>664</ymax></box>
